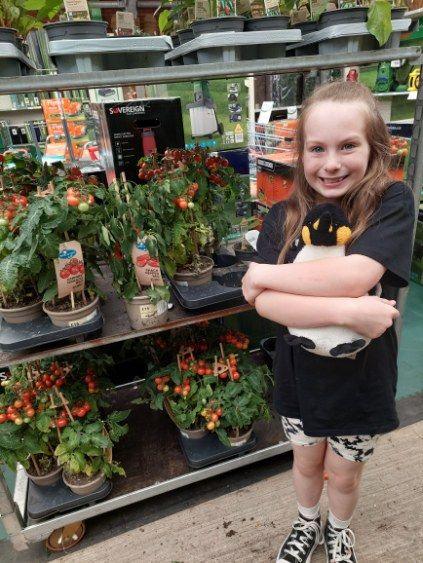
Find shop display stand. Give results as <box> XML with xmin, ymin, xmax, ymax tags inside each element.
<box><xmin>0</xmin><ymin>47</ymin><xmax>422</xmax><ymax>544</ymax></box>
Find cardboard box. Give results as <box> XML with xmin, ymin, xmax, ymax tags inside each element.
<box><xmin>91</xmin><ymin>98</ymin><xmax>185</xmax><ymax>185</ymax></box>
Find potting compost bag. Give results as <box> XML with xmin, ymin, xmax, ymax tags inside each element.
<box><xmin>54</xmin><ymin>241</ymin><xmax>85</xmax><ymax>298</ymax></box>
<box><xmin>131</xmin><ymin>239</ymin><xmax>164</xmax><ymax>287</ymax></box>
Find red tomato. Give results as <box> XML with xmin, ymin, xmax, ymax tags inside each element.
<box><xmin>216</xmin><ymin>407</ymin><xmax>223</xmax><ymax>417</ymax></box>
<box><xmin>60</xmin><ymin>269</ymin><xmax>70</xmax><ymax>279</ymax></box>
<box><xmin>14</xmin><ymin>400</ymin><xmax>23</xmax><ymax>409</ymax></box>
<box><xmin>174</xmin><ymin>385</ymin><xmax>182</xmax><ymax>394</ymax></box>
<box><xmin>88</xmin><ymin>381</ymin><xmax>97</xmax><ymax>390</ymax></box>
<box><xmin>232</xmin><ymin>372</ymin><xmax>240</xmax><ymax>381</ymax></box>
<box><xmin>6</xmin><ymin>406</ymin><xmax>16</xmax><ymax>414</ymax></box>
<box><xmin>56</xmin><ymin>418</ymin><xmax>67</xmax><ymax>428</ymax></box>
<box><xmin>197</xmin><ymin>368</ymin><xmax>205</xmax><ymax>376</ymax></box>
<box><xmin>154</xmin><ymin>377</ymin><xmax>162</xmax><ymax>385</ymax></box>
<box><xmin>0</xmin><ymin>414</ymin><xmax>7</xmax><ymax>424</ymax></box>
<box><xmin>205</xmin><ymin>368</ymin><xmax>213</xmax><ymax>375</ymax></box>
<box><xmin>219</xmin><ymin>372</ymin><xmax>228</xmax><ymax>380</ymax></box>
<box><xmin>22</xmin><ymin>391</ymin><xmax>31</xmax><ymax>402</ymax></box>
<box><xmin>25</xmin><ymin>408</ymin><xmax>35</xmax><ymax>418</ymax></box>
<box><xmin>67</xmin><ymin>195</ymin><xmax>80</xmax><ymax>207</ymax></box>
<box><xmin>55</xmin><ymin>377</ymin><xmax>65</xmax><ymax>387</ymax></box>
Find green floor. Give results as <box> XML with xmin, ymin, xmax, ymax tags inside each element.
<box><xmin>397</xmin><ymin>281</ymin><xmax>423</xmax><ymax>399</ymax></box>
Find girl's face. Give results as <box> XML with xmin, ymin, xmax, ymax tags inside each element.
<box><xmin>303</xmin><ymin>101</ymin><xmax>371</xmax><ymax>202</ymax></box>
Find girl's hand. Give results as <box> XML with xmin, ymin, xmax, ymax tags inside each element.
<box><xmin>343</xmin><ymin>296</ymin><xmax>400</xmax><ymax>339</ymax></box>
<box><xmin>241</xmin><ymin>262</ymin><xmax>265</xmax><ymax>305</ymax></box>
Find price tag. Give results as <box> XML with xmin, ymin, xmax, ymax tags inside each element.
<box><xmin>390</xmin><ymin>59</ymin><xmax>402</xmax><ymax>68</ymax></box>
<box><xmin>287</xmin><ymin>106</ymin><xmax>298</xmax><ymax>119</ymax></box>
<box><xmin>408</xmin><ymin>91</ymin><xmax>418</xmax><ymax>100</ymax></box>
<box><xmin>257</xmin><ymin>101</ymin><xmax>274</xmax><ymax>125</ymax></box>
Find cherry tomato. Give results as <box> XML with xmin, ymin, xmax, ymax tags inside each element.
<box><xmin>206</xmin><ymin>421</ymin><xmax>215</xmax><ymax>431</ymax></box>
<box><xmin>182</xmin><ymin>388</ymin><xmax>189</xmax><ymax>397</ymax></box>
<box><xmin>14</xmin><ymin>417</ymin><xmax>23</xmax><ymax>426</ymax></box>
<box><xmin>57</xmin><ymin>418</ymin><xmax>68</xmax><ymax>428</ymax></box>
<box><xmin>218</xmin><ymin>372</ymin><xmax>228</xmax><ymax>380</ymax></box>
<box><xmin>67</xmin><ymin>195</ymin><xmax>80</xmax><ymax>207</ymax></box>
<box><xmin>45</xmin><ymin>380</ymin><xmax>53</xmax><ymax>388</ymax></box>
<box><xmin>14</xmin><ymin>400</ymin><xmax>23</xmax><ymax>409</ymax></box>
<box><xmin>77</xmin><ymin>408</ymin><xmax>86</xmax><ymax>418</ymax></box>
<box><xmin>154</xmin><ymin>377</ymin><xmax>162</xmax><ymax>385</ymax></box>
<box><xmin>78</xmin><ymin>202</ymin><xmax>90</xmax><ymax>213</ymax></box>
<box><xmin>174</xmin><ymin>385</ymin><xmax>182</xmax><ymax>394</ymax></box>
<box><xmin>205</xmin><ymin>368</ymin><xmax>213</xmax><ymax>375</ymax></box>
<box><xmin>88</xmin><ymin>194</ymin><xmax>95</xmax><ymax>205</ymax></box>
<box><xmin>0</xmin><ymin>414</ymin><xmax>7</xmax><ymax>424</ymax></box>
<box><xmin>88</xmin><ymin>381</ymin><xmax>97</xmax><ymax>390</ymax></box>
<box><xmin>157</xmin><ymin>383</ymin><xmax>164</xmax><ymax>391</ymax></box>
<box><xmin>7</xmin><ymin>406</ymin><xmax>16</xmax><ymax>414</ymax></box>
<box><xmin>55</xmin><ymin>377</ymin><xmax>65</xmax><ymax>387</ymax></box>
<box><xmin>83</xmin><ymin>402</ymin><xmax>91</xmax><ymax>413</ymax></box>
<box><xmin>25</xmin><ymin>408</ymin><xmax>35</xmax><ymax>418</ymax></box>
<box><xmin>163</xmin><ymin>385</ymin><xmax>169</xmax><ymax>392</ymax></box>
<box><xmin>232</xmin><ymin>372</ymin><xmax>240</xmax><ymax>381</ymax></box>
<box><xmin>197</xmin><ymin>368</ymin><xmax>205</xmax><ymax>376</ymax></box>
<box><xmin>211</xmin><ymin>413</ymin><xmax>219</xmax><ymax>422</ymax></box>
<box><xmin>85</xmin><ymin>374</ymin><xmax>93</xmax><ymax>383</ymax></box>
<box><xmin>22</xmin><ymin>391</ymin><xmax>31</xmax><ymax>402</ymax></box>
<box><xmin>216</xmin><ymin>407</ymin><xmax>223</xmax><ymax>417</ymax></box>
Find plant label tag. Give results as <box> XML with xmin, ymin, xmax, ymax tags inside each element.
<box><xmin>257</xmin><ymin>101</ymin><xmax>274</xmax><ymax>125</ymax></box>
<box><xmin>115</xmin><ymin>11</ymin><xmax>135</xmax><ymax>35</ymax></box>
<box><xmin>54</xmin><ymin>241</ymin><xmax>85</xmax><ymax>298</ymax></box>
<box><xmin>63</xmin><ymin>0</ymin><xmax>91</xmax><ymax>20</ymax></box>
<box><xmin>68</xmin><ymin>309</ymin><xmax>98</xmax><ymax>327</ymax></box>
<box><xmin>264</xmin><ymin>0</ymin><xmax>280</xmax><ymax>16</ymax></box>
<box><xmin>217</xmin><ymin>0</ymin><xmax>237</xmax><ymax>17</ymax></box>
<box><xmin>131</xmin><ymin>239</ymin><xmax>164</xmax><ymax>287</ymax></box>
<box><xmin>195</xmin><ymin>0</ymin><xmax>212</xmax><ymax>20</ymax></box>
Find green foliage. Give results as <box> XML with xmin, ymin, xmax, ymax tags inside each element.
<box><xmin>55</xmin><ymin>411</ymin><xmax>128</xmax><ymax>478</ymax></box>
<box><xmin>367</xmin><ymin>0</ymin><xmax>392</xmax><ymax>47</ymax></box>
<box><xmin>0</xmin><ymin>0</ymin><xmax>64</xmax><ymax>35</ymax></box>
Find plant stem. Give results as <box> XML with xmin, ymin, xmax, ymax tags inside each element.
<box><xmin>30</xmin><ymin>454</ymin><xmax>42</xmax><ymax>476</ymax></box>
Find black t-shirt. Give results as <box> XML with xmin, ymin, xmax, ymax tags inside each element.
<box><xmin>256</xmin><ymin>182</ymin><xmax>415</xmax><ymax>436</ymax></box>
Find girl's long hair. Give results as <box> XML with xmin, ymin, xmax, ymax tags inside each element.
<box><xmin>278</xmin><ymin>81</ymin><xmax>392</xmax><ymax>263</ymax></box>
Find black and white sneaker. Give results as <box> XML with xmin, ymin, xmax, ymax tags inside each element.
<box><xmin>324</xmin><ymin>521</ymin><xmax>357</xmax><ymax>562</ymax></box>
<box><xmin>276</xmin><ymin>514</ymin><xmax>323</xmax><ymax>563</ymax></box>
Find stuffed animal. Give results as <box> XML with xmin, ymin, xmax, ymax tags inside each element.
<box><xmin>284</xmin><ymin>203</ymin><xmax>380</xmax><ymax>359</ymax></box>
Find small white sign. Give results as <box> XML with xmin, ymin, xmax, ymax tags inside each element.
<box><xmin>257</xmin><ymin>101</ymin><xmax>274</xmax><ymax>125</ymax></box>
<box><xmin>408</xmin><ymin>91</ymin><xmax>418</xmax><ymax>100</ymax></box>
<box><xmin>287</xmin><ymin>106</ymin><xmax>298</xmax><ymax>119</ymax></box>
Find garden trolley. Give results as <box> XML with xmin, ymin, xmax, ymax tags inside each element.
<box><xmin>0</xmin><ymin>46</ymin><xmax>422</xmax><ymax>545</ymax></box>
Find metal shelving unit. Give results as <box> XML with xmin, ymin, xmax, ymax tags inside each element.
<box><xmin>1</xmin><ymin>47</ymin><xmax>422</xmax><ymax>544</ymax></box>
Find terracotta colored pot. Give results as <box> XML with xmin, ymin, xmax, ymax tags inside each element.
<box><xmin>0</xmin><ymin>300</ymin><xmax>43</xmax><ymax>324</ymax></box>
<box><xmin>228</xmin><ymin>426</ymin><xmax>253</xmax><ymax>447</ymax></box>
<box><xmin>124</xmin><ymin>296</ymin><xmax>168</xmax><ymax>330</ymax></box>
<box><xmin>173</xmin><ymin>256</ymin><xmax>214</xmax><ymax>287</ymax></box>
<box><xmin>43</xmin><ymin>296</ymin><xmax>100</xmax><ymax>328</ymax></box>
<box><xmin>25</xmin><ymin>464</ymin><xmax>62</xmax><ymax>487</ymax></box>
<box><xmin>62</xmin><ymin>471</ymin><xmax>106</xmax><ymax>496</ymax></box>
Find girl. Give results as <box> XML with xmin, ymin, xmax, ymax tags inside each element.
<box><xmin>242</xmin><ymin>81</ymin><xmax>415</xmax><ymax>563</ymax></box>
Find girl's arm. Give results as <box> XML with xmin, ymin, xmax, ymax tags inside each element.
<box><xmin>242</xmin><ymin>254</ymin><xmax>386</xmax><ymax>304</ymax></box>
<box><xmin>254</xmin><ymin>290</ymin><xmax>399</xmax><ymax>339</ymax></box>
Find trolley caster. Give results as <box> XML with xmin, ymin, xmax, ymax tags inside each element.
<box><xmin>45</xmin><ymin>521</ymin><xmax>86</xmax><ymax>552</ymax></box>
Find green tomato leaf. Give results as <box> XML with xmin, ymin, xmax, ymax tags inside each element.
<box><xmin>367</xmin><ymin>0</ymin><xmax>392</xmax><ymax>46</ymax></box>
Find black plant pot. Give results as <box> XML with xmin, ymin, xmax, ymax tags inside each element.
<box><xmin>0</xmin><ymin>27</ymin><xmax>18</xmax><ymax>46</ymax></box>
<box><xmin>171</xmin><ymin>33</ymin><xmax>180</xmax><ymax>47</ymax></box>
<box><xmin>212</xmin><ymin>249</ymin><xmax>238</xmax><ymax>268</ymax></box>
<box><xmin>44</xmin><ymin>20</ymin><xmax>108</xmax><ymax>41</ymax></box>
<box><xmin>177</xmin><ymin>28</ymin><xmax>195</xmax><ymax>44</ymax></box>
<box><xmin>245</xmin><ymin>15</ymin><xmax>290</xmax><ymax>32</ymax></box>
<box><xmin>190</xmin><ymin>16</ymin><xmax>245</xmax><ymax>37</ymax></box>
<box><xmin>391</xmin><ymin>7</ymin><xmax>407</xmax><ymax>19</ymax></box>
<box><xmin>234</xmin><ymin>241</ymin><xmax>258</xmax><ymax>262</ymax></box>
<box><xmin>318</xmin><ymin>7</ymin><xmax>369</xmax><ymax>29</ymax></box>
<box><xmin>291</xmin><ymin>20</ymin><xmax>319</xmax><ymax>34</ymax></box>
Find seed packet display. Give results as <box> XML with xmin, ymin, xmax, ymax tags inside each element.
<box><xmin>54</xmin><ymin>241</ymin><xmax>85</xmax><ymax>298</ymax></box>
<box><xmin>195</xmin><ymin>0</ymin><xmax>212</xmax><ymax>19</ymax></box>
<box><xmin>131</xmin><ymin>239</ymin><xmax>164</xmax><ymax>287</ymax></box>
<box><xmin>217</xmin><ymin>0</ymin><xmax>237</xmax><ymax>16</ymax></box>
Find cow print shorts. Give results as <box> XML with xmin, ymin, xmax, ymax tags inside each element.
<box><xmin>281</xmin><ymin>417</ymin><xmax>380</xmax><ymax>463</ymax></box>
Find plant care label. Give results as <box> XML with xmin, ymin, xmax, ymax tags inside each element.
<box><xmin>131</xmin><ymin>240</ymin><xmax>164</xmax><ymax>287</ymax></box>
<box><xmin>68</xmin><ymin>309</ymin><xmax>98</xmax><ymax>327</ymax></box>
<box><xmin>115</xmin><ymin>11</ymin><xmax>135</xmax><ymax>35</ymax></box>
<box><xmin>343</xmin><ymin>66</ymin><xmax>359</xmax><ymax>82</ymax></box>
<box><xmin>264</xmin><ymin>0</ymin><xmax>281</xmax><ymax>16</ymax></box>
<box><xmin>64</xmin><ymin>0</ymin><xmax>91</xmax><ymax>20</ymax></box>
<box><xmin>250</xmin><ymin>0</ymin><xmax>266</xmax><ymax>17</ymax></box>
<box><xmin>237</xmin><ymin>0</ymin><xmax>252</xmax><ymax>16</ymax></box>
<box><xmin>217</xmin><ymin>0</ymin><xmax>237</xmax><ymax>16</ymax></box>
<box><xmin>54</xmin><ymin>241</ymin><xmax>85</xmax><ymax>298</ymax></box>
<box><xmin>195</xmin><ymin>0</ymin><xmax>212</xmax><ymax>20</ymax></box>
<box><xmin>139</xmin><ymin>299</ymin><xmax>167</xmax><ymax>319</ymax></box>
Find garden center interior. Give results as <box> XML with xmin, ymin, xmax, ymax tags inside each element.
<box><xmin>0</xmin><ymin>0</ymin><xmax>422</xmax><ymax>560</ymax></box>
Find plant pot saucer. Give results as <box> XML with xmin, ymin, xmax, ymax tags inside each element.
<box><xmin>46</xmin><ymin>522</ymin><xmax>85</xmax><ymax>552</ymax></box>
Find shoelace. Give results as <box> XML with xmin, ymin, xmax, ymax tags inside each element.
<box><xmin>279</xmin><ymin>516</ymin><xmax>321</xmax><ymax>562</ymax></box>
<box><xmin>327</xmin><ymin>526</ymin><xmax>356</xmax><ymax>563</ymax></box>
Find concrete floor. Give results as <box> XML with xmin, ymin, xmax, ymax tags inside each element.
<box><xmin>2</xmin><ymin>418</ymin><xmax>422</xmax><ymax>563</ymax></box>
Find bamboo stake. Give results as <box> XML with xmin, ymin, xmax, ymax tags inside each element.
<box><xmin>54</xmin><ymin>388</ymin><xmax>74</xmax><ymax>422</ymax></box>
<box><xmin>219</xmin><ymin>343</ymin><xmax>225</xmax><ymax>360</ymax></box>
<box><xmin>214</xmin><ymin>355</ymin><xmax>218</xmax><ymax>377</ymax></box>
<box><xmin>227</xmin><ymin>359</ymin><xmax>233</xmax><ymax>381</ymax></box>
<box><xmin>30</xmin><ymin>454</ymin><xmax>42</xmax><ymax>476</ymax></box>
<box><xmin>70</xmin><ymin>291</ymin><xmax>75</xmax><ymax>310</ymax></box>
<box><xmin>81</xmin><ymin>290</ymin><xmax>87</xmax><ymax>305</ymax></box>
<box><xmin>176</xmin><ymin>354</ymin><xmax>181</xmax><ymax>373</ymax></box>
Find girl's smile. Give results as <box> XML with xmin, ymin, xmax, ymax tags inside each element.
<box><xmin>303</xmin><ymin>101</ymin><xmax>371</xmax><ymax>201</ymax></box>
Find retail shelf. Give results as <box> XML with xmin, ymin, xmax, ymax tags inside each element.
<box><xmin>0</xmin><ymin>47</ymin><xmax>420</xmax><ymax>95</ymax></box>
<box><xmin>0</xmin><ymin>270</ymin><xmax>251</xmax><ymax>368</ymax></box>
<box><xmin>17</xmin><ymin>387</ymin><xmax>291</xmax><ymax>543</ymax></box>
<box><xmin>0</xmin><ymin>106</ymin><xmax>42</xmax><ymax>112</ymax></box>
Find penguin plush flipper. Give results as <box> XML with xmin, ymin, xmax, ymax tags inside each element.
<box><xmin>284</xmin><ymin>334</ymin><xmax>316</xmax><ymax>349</ymax></box>
<box><xmin>329</xmin><ymin>339</ymin><xmax>367</xmax><ymax>357</ymax></box>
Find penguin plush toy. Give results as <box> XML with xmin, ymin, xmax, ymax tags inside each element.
<box><xmin>284</xmin><ymin>203</ymin><xmax>380</xmax><ymax>359</ymax></box>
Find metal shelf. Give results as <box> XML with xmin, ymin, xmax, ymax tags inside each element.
<box><xmin>0</xmin><ymin>47</ymin><xmax>420</xmax><ymax>95</ymax></box>
<box><xmin>15</xmin><ymin>388</ymin><xmax>291</xmax><ymax>543</ymax></box>
<box><xmin>0</xmin><ymin>270</ymin><xmax>251</xmax><ymax>368</ymax></box>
